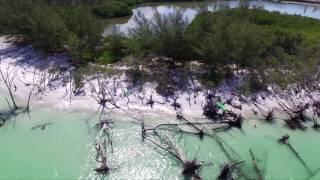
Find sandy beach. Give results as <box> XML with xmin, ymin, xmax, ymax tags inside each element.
<box><xmin>1</xmin><ymin>36</ymin><xmax>319</xmax><ymax>124</ymax></box>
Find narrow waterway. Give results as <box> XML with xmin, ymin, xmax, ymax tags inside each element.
<box><xmin>107</xmin><ymin>0</ymin><xmax>320</xmax><ymax>33</ymax></box>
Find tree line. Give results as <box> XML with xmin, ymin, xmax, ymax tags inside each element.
<box><xmin>1</xmin><ymin>1</ymin><xmax>319</xmax><ymax>93</ymax></box>
<box><xmin>103</xmin><ymin>8</ymin><xmax>320</xmax><ymax>92</ymax></box>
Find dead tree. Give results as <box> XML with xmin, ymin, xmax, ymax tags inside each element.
<box><xmin>176</xmin><ymin>112</ymin><xmax>204</xmax><ymax>139</ymax></box>
<box><xmin>146</xmin><ymin>135</ymin><xmax>205</xmax><ymax>179</ymax></box>
<box><xmin>0</xmin><ymin>66</ymin><xmax>18</xmax><ymax>109</ymax></box>
<box><xmin>146</xmin><ymin>95</ymin><xmax>155</xmax><ymax>108</ymax></box>
<box><xmin>278</xmin><ymin>135</ymin><xmax>313</xmax><ymax>175</ymax></box>
<box><xmin>171</xmin><ymin>94</ymin><xmax>182</xmax><ymax>110</ymax></box>
<box><xmin>89</xmin><ymin>73</ymin><xmax>121</xmax><ymax>112</ymax></box>
<box><xmin>93</xmin><ymin>108</ymin><xmax>119</xmax><ymax>175</ymax></box>
<box><xmin>253</xmin><ymin>102</ymin><xmax>275</xmax><ymax>123</ymax></box>
<box><xmin>249</xmin><ymin>149</ymin><xmax>264</xmax><ymax>180</ymax></box>
<box><xmin>94</xmin><ymin>136</ymin><xmax>109</xmax><ymax>175</ymax></box>
<box><xmin>0</xmin><ymin>64</ymin><xmax>31</xmax><ymax>124</ymax></box>
<box><xmin>88</xmin><ymin>73</ymin><xmax>122</xmax><ymax>156</ymax></box>
<box><xmin>217</xmin><ymin>161</ymin><xmax>244</xmax><ymax>180</ymax></box>
<box><xmin>275</xmin><ymin>96</ymin><xmax>310</xmax><ymax>130</ymax></box>
<box><xmin>312</xmin><ymin>117</ymin><xmax>320</xmax><ymax>130</ymax></box>
<box><xmin>146</xmin><ymin>94</ymin><xmax>166</xmax><ymax>109</ymax></box>
<box><xmin>312</xmin><ymin>100</ymin><xmax>320</xmax><ymax>117</ymax></box>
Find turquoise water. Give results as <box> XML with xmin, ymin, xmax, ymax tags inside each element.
<box><xmin>1</xmin><ymin>92</ymin><xmax>320</xmax><ymax>179</ymax></box>
<box><xmin>0</xmin><ymin>109</ymin><xmax>91</xmax><ymax>179</ymax></box>
<box><xmin>2</xmin><ymin>1</ymin><xmax>320</xmax><ymax>179</ymax></box>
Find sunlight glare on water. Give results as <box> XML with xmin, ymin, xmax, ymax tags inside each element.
<box><xmin>1</xmin><ymin>91</ymin><xmax>320</xmax><ymax>180</ymax></box>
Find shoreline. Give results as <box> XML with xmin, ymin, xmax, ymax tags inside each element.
<box><xmin>0</xmin><ymin>36</ymin><xmax>319</xmax><ymax>126</ymax></box>
<box><xmin>280</xmin><ymin>0</ymin><xmax>320</xmax><ymax>6</ymax></box>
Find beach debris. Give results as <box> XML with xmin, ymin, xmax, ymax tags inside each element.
<box><xmin>146</xmin><ymin>95</ymin><xmax>165</xmax><ymax>109</ymax></box>
<box><xmin>278</xmin><ymin>135</ymin><xmax>313</xmax><ymax>175</ymax></box>
<box><xmin>253</xmin><ymin>102</ymin><xmax>275</xmax><ymax>123</ymax></box>
<box><xmin>94</xmin><ymin>137</ymin><xmax>109</xmax><ymax>175</ymax></box>
<box><xmin>0</xmin><ymin>66</ymin><xmax>18</xmax><ymax>110</ymax></box>
<box><xmin>94</xmin><ymin>120</ymin><xmax>114</xmax><ymax>131</ymax></box>
<box><xmin>31</xmin><ymin>122</ymin><xmax>53</xmax><ymax>131</ymax></box>
<box><xmin>171</xmin><ymin>96</ymin><xmax>181</xmax><ymax>110</ymax></box>
<box><xmin>275</xmin><ymin>96</ymin><xmax>310</xmax><ymax>130</ymax></box>
<box><xmin>146</xmin><ymin>135</ymin><xmax>205</xmax><ymax>179</ymax></box>
<box><xmin>217</xmin><ymin>161</ymin><xmax>244</xmax><ymax>180</ymax></box>
<box><xmin>0</xmin><ymin>65</ymin><xmax>33</xmax><ymax>125</ymax></box>
<box><xmin>202</xmin><ymin>93</ymin><xmax>241</xmax><ymax>126</ymax></box>
<box><xmin>312</xmin><ymin>117</ymin><xmax>320</xmax><ymax>130</ymax></box>
<box><xmin>284</xmin><ymin>116</ymin><xmax>307</xmax><ymax>131</ymax></box>
<box><xmin>0</xmin><ymin>118</ymin><xmax>5</xmax><ymax>127</ymax></box>
<box><xmin>278</xmin><ymin>134</ymin><xmax>290</xmax><ymax>144</ymax></box>
<box><xmin>249</xmin><ymin>149</ymin><xmax>264</xmax><ymax>180</ymax></box>
<box><xmin>312</xmin><ymin>100</ymin><xmax>320</xmax><ymax>117</ymax></box>
<box><xmin>146</xmin><ymin>95</ymin><xmax>155</xmax><ymax>108</ymax></box>
<box><xmin>89</xmin><ymin>74</ymin><xmax>121</xmax><ymax>110</ymax></box>
<box><xmin>175</xmin><ymin>112</ymin><xmax>204</xmax><ymax>139</ymax></box>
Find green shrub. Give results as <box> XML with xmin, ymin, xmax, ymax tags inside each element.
<box><xmin>186</xmin><ymin>8</ymin><xmax>320</xmax><ymax>88</ymax></box>
<box><xmin>98</xmin><ymin>33</ymin><xmax>130</xmax><ymax>64</ymax></box>
<box><xmin>129</xmin><ymin>10</ymin><xmax>192</xmax><ymax>61</ymax></box>
<box><xmin>92</xmin><ymin>1</ymin><xmax>132</xmax><ymax>18</ymax></box>
<box><xmin>0</xmin><ymin>0</ymin><xmax>103</xmax><ymax>64</ymax></box>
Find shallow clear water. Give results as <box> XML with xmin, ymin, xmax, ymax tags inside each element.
<box><xmin>1</xmin><ymin>90</ymin><xmax>320</xmax><ymax>179</ymax></box>
<box><xmin>109</xmin><ymin>0</ymin><xmax>320</xmax><ymax>33</ymax></box>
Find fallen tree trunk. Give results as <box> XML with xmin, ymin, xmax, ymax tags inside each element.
<box><xmin>249</xmin><ymin>149</ymin><xmax>264</xmax><ymax>180</ymax></box>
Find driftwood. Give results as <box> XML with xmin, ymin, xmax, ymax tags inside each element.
<box><xmin>253</xmin><ymin>102</ymin><xmax>275</xmax><ymax>123</ymax></box>
<box><xmin>31</xmin><ymin>122</ymin><xmax>53</xmax><ymax>131</ymax></box>
<box><xmin>0</xmin><ymin>66</ymin><xmax>18</xmax><ymax>109</ymax></box>
<box><xmin>275</xmin><ymin>95</ymin><xmax>310</xmax><ymax>130</ymax></box>
<box><xmin>94</xmin><ymin>109</ymin><xmax>116</xmax><ymax>175</ymax></box>
<box><xmin>171</xmin><ymin>95</ymin><xmax>182</xmax><ymax>110</ymax></box>
<box><xmin>217</xmin><ymin>161</ymin><xmax>244</xmax><ymax>180</ymax></box>
<box><xmin>284</xmin><ymin>116</ymin><xmax>307</xmax><ymax>130</ymax></box>
<box><xmin>0</xmin><ymin>62</ymin><xmax>33</xmax><ymax>125</ymax></box>
<box><xmin>312</xmin><ymin>101</ymin><xmax>320</xmax><ymax>117</ymax></box>
<box><xmin>176</xmin><ymin>113</ymin><xmax>204</xmax><ymax>139</ymax></box>
<box><xmin>94</xmin><ymin>137</ymin><xmax>109</xmax><ymax>175</ymax></box>
<box><xmin>312</xmin><ymin>117</ymin><xmax>320</xmax><ymax>130</ymax></box>
<box><xmin>278</xmin><ymin>135</ymin><xmax>313</xmax><ymax>175</ymax></box>
<box><xmin>89</xmin><ymin>74</ymin><xmax>121</xmax><ymax>111</ymax></box>
<box><xmin>141</xmin><ymin>111</ymin><xmax>244</xmax><ymax>171</ymax></box>
<box><xmin>249</xmin><ymin>149</ymin><xmax>264</xmax><ymax>180</ymax></box>
<box><xmin>146</xmin><ymin>95</ymin><xmax>166</xmax><ymax>109</ymax></box>
<box><xmin>146</xmin><ymin>135</ymin><xmax>205</xmax><ymax>179</ymax></box>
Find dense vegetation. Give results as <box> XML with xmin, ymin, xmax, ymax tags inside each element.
<box><xmin>186</xmin><ymin>9</ymin><xmax>320</xmax><ymax>91</ymax></box>
<box><xmin>0</xmin><ymin>0</ymin><xmax>197</xmax><ymax>64</ymax></box>
<box><xmin>1</xmin><ymin>1</ymin><xmax>320</xmax><ymax>94</ymax></box>
<box><xmin>0</xmin><ymin>0</ymin><xmax>143</xmax><ymax>64</ymax></box>
<box><xmin>105</xmin><ymin>8</ymin><xmax>320</xmax><ymax>93</ymax></box>
<box><xmin>0</xmin><ymin>0</ymin><xmax>101</xmax><ymax>64</ymax></box>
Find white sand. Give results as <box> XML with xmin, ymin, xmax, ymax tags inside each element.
<box><xmin>0</xmin><ymin>36</ymin><xmax>319</xmax><ymax>124</ymax></box>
